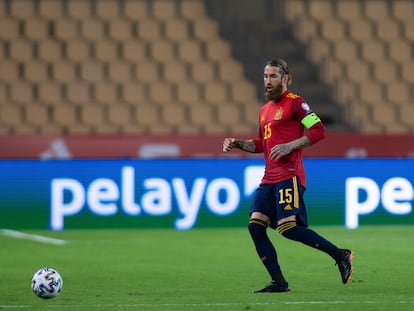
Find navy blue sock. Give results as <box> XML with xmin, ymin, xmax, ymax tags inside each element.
<box><xmin>278</xmin><ymin>221</ymin><xmax>340</xmax><ymax>261</ymax></box>
<box><xmin>248</xmin><ymin>219</ymin><xmax>287</xmax><ymax>284</ymax></box>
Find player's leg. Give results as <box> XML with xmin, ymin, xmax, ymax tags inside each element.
<box><xmin>248</xmin><ymin>185</ymin><xmax>290</xmax><ymax>293</ymax></box>
<box><xmin>275</xmin><ymin>177</ymin><xmax>354</xmax><ymax>284</ymax></box>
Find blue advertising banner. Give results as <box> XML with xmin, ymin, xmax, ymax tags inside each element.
<box><xmin>0</xmin><ymin>159</ymin><xmax>413</xmax><ymax>231</ymax></box>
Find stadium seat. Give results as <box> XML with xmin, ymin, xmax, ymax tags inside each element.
<box><xmin>10</xmin><ymin>0</ymin><xmax>34</xmax><ymax>18</ymax></box>
<box><xmin>124</xmin><ymin>0</ymin><xmax>150</xmax><ymax>20</ymax></box>
<box><xmin>152</xmin><ymin>0</ymin><xmax>177</xmax><ymax>20</ymax></box>
<box><xmin>401</xmin><ymin>61</ymin><xmax>414</xmax><ymax>84</ymax></box>
<box><xmin>109</xmin><ymin>19</ymin><xmax>133</xmax><ymax>41</ymax></box>
<box><xmin>138</xmin><ymin>20</ymin><xmax>162</xmax><ymax>41</ymax></box>
<box><xmin>95</xmin><ymin>1</ymin><xmax>120</xmax><ymax>20</ymax></box>
<box><xmin>66</xmin><ymin>40</ymin><xmax>90</xmax><ymax>62</ymax></box>
<box><xmin>24</xmin><ymin>18</ymin><xmax>49</xmax><ymax>40</ymax></box>
<box><xmin>320</xmin><ymin>19</ymin><xmax>346</xmax><ymax>41</ymax></box>
<box><xmin>67</xmin><ymin>0</ymin><xmax>91</xmax><ymax>20</ymax></box>
<box><xmin>188</xmin><ymin>105</ymin><xmax>215</xmax><ymax>127</ymax></box>
<box><xmin>107</xmin><ymin>61</ymin><xmax>132</xmax><ymax>83</ymax></box>
<box><xmin>52</xmin><ymin>104</ymin><xmax>78</xmax><ymax>127</ymax></box>
<box><xmin>135</xmin><ymin>62</ymin><xmax>160</xmax><ymax>83</ymax></box>
<box><xmin>388</xmin><ymin>41</ymin><xmax>412</xmax><ymax>62</ymax></box>
<box><xmin>81</xmin><ymin>19</ymin><xmax>105</xmax><ymax>41</ymax></box>
<box><xmin>107</xmin><ymin>105</ymin><xmax>132</xmax><ymax>126</ymax></box>
<box><xmin>38</xmin><ymin>82</ymin><xmax>62</xmax><ymax>105</ymax></box>
<box><xmin>376</xmin><ymin>20</ymin><xmax>401</xmax><ymax>43</ymax></box>
<box><xmin>385</xmin><ymin>82</ymin><xmax>411</xmax><ymax>104</ymax></box>
<box><xmin>150</xmin><ymin>40</ymin><xmax>175</xmax><ymax>62</ymax></box>
<box><xmin>308</xmin><ymin>0</ymin><xmax>333</xmax><ymax>21</ymax></box>
<box><xmin>38</xmin><ymin>40</ymin><xmax>62</xmax><ymax>62</ymax></box>
<box><xmin>0</xmin><ymin>62</ymin><xmax>19</xmax><ymax>83</ymax></box>
<box><xmin>80</xmin><ymin>61</ymin><xmax>105</xmax><ymax>83</ymax></box>
<box><xmin>176</xmin><ymin>81</ymin><xmax>202</xmax><ymax>105</ymax></box>
<box><xmin>9</xmin><ymin>39</ymin><xmax>33</xmax><ymax>62</ymax></box>
<box><xmin>284</xmin><ymin>0</ymin><xmax>306</xmax><ymax>22</ymax></box>
<box><xmin>0</xmin><ymin>18</ymin><xmax>19</xmax><ymax>40</ymax></box>
<box><xmin>191</xmin><ymin>62</ymin><xmax>216</xmax><ymax>83</ymax></box>
<box><xmin>360</xmin><ymin>40</ymin><xmax>386</xmax><ymax>62</ymax></box>
<box><xmin>180</xmin><ymin>0</ymin><xmax>206</xmax><ymax>20</ymax></box>
<box><xmin>81</xmin><ymin>104</ymin><xmax>105</xmax><ymax>127</ymax></box>
<box><xmin>358</xmin><ymin>82</ymin><xmax>384</xmax><ymax>105</ymax></box>
<box><xmin>177</xmin><ymin>40</ymin><xmax>203</xmax><ymax>62</ymax></box>
<box><xmin>54</xmin><ymin>19</ymin><xmax>78</xmax><ymax>40</ymax></box>
<box><xmin>392</xmin><ymin>1</ymin><xmax>414</xmax><ymax>22</ymax></box>
<box><xmin>149</xmin><ymin>84</ymin><xmax>173</xmax><ymax>104</ymax></box>
<box><xmin>122</xmin><ymin>40</ymin><xmax>147</xmax><ymax>62</ymax></box>
<box><xmin>348</xmin><ymin>19</ymin><xmax>374</xmax><ymax>42</ymax></box>
<box><xmin>372</xmin><ymin>62</ymin><xmax>398</xmax><ymax>84</ymax></box>
<box><xmin>205</xmin><ymin>39</ymin><xmax>232</xmax><ymax>62</ymax></box>
<box><xmin>192</xmin><ymin>18</ymin><xmax>220</xmax><ymax>41</ymax></box>
<box><xmin>134</xmin><ymin>103</ymin><xmax>161</xmax><ymax>126</ymax></box>
<box><xmin>94</xmin><ymin>82</ymin><xmax>117</xmax><ymax>105</ymax></box>
<box><xmin>165</xmin><ymin>19</ymin><xmax>190</xmax><ymax>41</ymax></box>
<box><xmin>52</xmin><ymin>61</ymin><xmax>76</xmax><ymax>83</ymax></box>
<box><xmin>10</xmin><ymin>81</ymin><xmax>33</xmax><ymax>105</ymax></box>
<box><xmin>163</xmin><ymin>61</ymin><xmax>189</xmax><ymax>83</ymax></box>
<box><xmin>38</xmin><ymin>0</ymin><xmax>63</xmax><ymax>20</ymax></box>
<box><xmin>0</xmin><ymin>103</ymin><xmax>22</xmax><ymax>132</ymax></box>
<box><xmin>24</xmin><ymin>61</ymin><xmax>48</xmax><ymax>83</ymax></box>
<box><xmin>336</xmin><ymin>1</ymin><xmax>362</xmax><ymax>21</ymax></box>
<box><xmin>161</xmin><ymin>104</ymin><xmax>187</xmax><ymax>127</ymax></box>
<box><xmin>363</xmin><ymin>0</ymin><xmax>388</xmax><ymax>21</ymax></box>
<box><xmin>334</xmin><ymin>41</ymin><xmax>358</xmax><ymax>62</ymax></box>
<box><xmin>94</xmin><ymin>40</ymin><xmax>118</xmax><ymax>62</ymax></box>
<box><xmin>204</xmin><ymin>82</ymin><xmax>229</xmax><ymax>105</ymax></box>
<box><xmin>25</xmin><ymin>104</ymin><xmax>49</xmax><ymax>127</ymax></box>
<box><xmin>66</xmin><ymin>82</ymin><xmax>91</xmax><ymax>105</ymax></box>
<box><xmin>307</xmin><ymin>38</ymin><xmax>331</xmax><ymax>65</ymax></box>
<box><xmin>218</xmin><ymin>60</ymin><xmax>244</xmax><ymax>83</ymax></box>
<box><xmin>121</xmin><ymin>83</ymin><xmax>147</xmax><ymax>105</ymax></box>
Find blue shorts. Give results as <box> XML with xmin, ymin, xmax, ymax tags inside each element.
<box><xmin>250</xmin><ymin>176</ymin><xmax>308</xmax><ymax>229</ymax></box>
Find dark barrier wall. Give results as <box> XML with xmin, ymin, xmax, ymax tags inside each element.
<box><xmin>0</xmin><ymin>158</ymin><xmax>413</xmax><ymax>231</ymax></box>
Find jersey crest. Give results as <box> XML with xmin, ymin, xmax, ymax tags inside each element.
<box><xmin>274</xmin><ymin>107</ymin><xmax>284</xmax><ymax>120</ymax></box>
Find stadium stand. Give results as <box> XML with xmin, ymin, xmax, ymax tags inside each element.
<box><xmin>0</xmin><ymin>0</ymin><xmax>413</xmax><ymax>135</ymax></box>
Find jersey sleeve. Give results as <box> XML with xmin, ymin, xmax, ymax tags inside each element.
<box><xmin>292</xmin><ymin>97</ymin><xmax>327</xmax><ymax>145</ymax></box>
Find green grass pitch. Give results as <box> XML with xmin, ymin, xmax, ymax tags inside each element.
<box><xmin>1</xmin><ymin>226</ymin><xmax>413</xmax><ymax>311</ymax></box>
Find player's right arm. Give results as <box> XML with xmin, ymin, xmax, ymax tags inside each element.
<box><xmin>222</xmin><ymin>138</ymin><xmax>257</xmax><ymax>153</ymax></box>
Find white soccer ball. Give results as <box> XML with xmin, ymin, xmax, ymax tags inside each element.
<box><xmin>31</xmin><ymin>268</ymin><xmax>63</xmax><ymax>299</ymax></box>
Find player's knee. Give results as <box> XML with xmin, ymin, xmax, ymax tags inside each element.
<box><xmin>277</xmin><ymin>221</ymin><xmax>297</xmax><ymax>238</ymax></box>
<box><xmin>248</xmin><ymin>218</ymin><xmax>268</xmax><ymax>240</ymax></box>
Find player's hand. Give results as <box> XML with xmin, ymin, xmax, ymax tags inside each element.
<box><xmin>269</xmin><ymin>143</ymin><xmax>292</xmax><ymax>160</ymax></box>
<box><xmin>222</xmin><ymin>138</ymin><xmax>236</xmax><ymax>152</ymax></box>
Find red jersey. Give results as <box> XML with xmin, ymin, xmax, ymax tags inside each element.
<box><xmin>253</xmin><ymin>90</ymin><xmax>326</xmax><ymax>188</ymax></box>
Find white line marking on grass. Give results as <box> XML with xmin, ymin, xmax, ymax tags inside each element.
<box><xmin>2</xmin><ymin>301</ymin><xmax>414</xmax><ymax>308</ymax></box>
<box><xmin>0</xmin><ymin>229</ymin><xmax>67</xmax><ymax>245</ymax></box>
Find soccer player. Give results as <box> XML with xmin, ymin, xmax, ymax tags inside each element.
<box><xmin>222</xmin><ymin>58</ymin><xmax>353</xmax><ymax>293</ymax></box>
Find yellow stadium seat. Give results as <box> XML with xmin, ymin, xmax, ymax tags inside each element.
<box><xmin>152</xmin><ymin>0</ymin><xmax>177</xmax><ymax>20</ymax></box>
<box><xmin>38</xmin><ymin>82</ymin><xmax>62</xmax><ymax>105</ymax></box>
<box><xmin>66</xmin><ymin>82</ymin><xmax>91</xmax><ymax>104</ymax></box>
<box><xmin>38</xmin><ymin>0</ymin><xmax>63</xmax><ymax>20</ymax></box>
<box><xmin>94</xmin><ymin>82</ymin><xmax>117</xmax><ymax>105</ymax></box>
<box><xmin>67</xmin><ymin>0</ymin><xmax>91</xmax><ymax>20</ymax></box>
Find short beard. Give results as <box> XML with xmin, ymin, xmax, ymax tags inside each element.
<box><xmin>264</xmin><ymin>82</ymin><xmax>284</xmax><ymax>102</ymax></box>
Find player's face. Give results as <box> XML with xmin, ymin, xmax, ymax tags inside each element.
<box><xmin>264</xmin><ymin>65</ymin><xmax>286</xmax><ymax>102</ymax></box>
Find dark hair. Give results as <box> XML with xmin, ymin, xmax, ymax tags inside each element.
<box><xmin>265</xmin><ymin>58</ymin><xmax>292</xmax><ymax>85</ymax></box>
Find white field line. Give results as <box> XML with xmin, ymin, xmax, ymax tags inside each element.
<box><xmin>0</xmin><ymin>229</ymin><xmax>67</xmax><ymax>245</ymax></box>
<box><xmin>1</xmin><ymin>301</ymin><xmax>414</xmax><ymax>308</ymax></box>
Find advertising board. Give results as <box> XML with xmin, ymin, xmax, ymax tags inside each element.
<box><xmin>0</xmin><ymin>159</ymin><xmax>412</xmax><ymax>230</ymax></box>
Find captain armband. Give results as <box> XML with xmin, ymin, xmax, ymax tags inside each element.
<box><xmin>301</xmin><ymin>113</ymin><xmax>321</xmax><ymax>129</ymax></box>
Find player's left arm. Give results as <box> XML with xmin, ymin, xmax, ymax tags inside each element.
<box><xmin>269</xmin><ymin>102</ymin><xmax>326</xmax><ymax>160</ymax></box>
